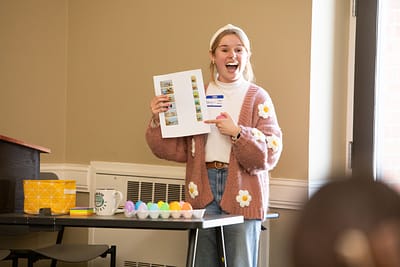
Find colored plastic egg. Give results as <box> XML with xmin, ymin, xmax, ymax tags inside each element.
<box><xmin>157</xmin><ymin>200</ymin><xmax>165</xmax><ymax>208</ymax></box>
<box><xmin>181</xmin><ymin>202</ymin><xmax>193</xmax><ymax>211</ymax></box>
<box><xmin>149</xmin><ymin>203</ymin><xmax>159</xmax><ymax>211</ymax></box>
<box><xmin>169</xmin><ymin>201</ymin><xmax>181</xmax><ymax>211</ymax></box>
<box><xmin>136</xmin><ymin>202</ymin><xmax>149</xmax><ymax>219</ymax></box>
<box><xmin>135</xmin><ymin>200</ymin><xmax>144</xmax><ymax>210</ymax></box>
<box><xmin>159</xmin><ymin>202</ymin><xmax>170</xmax><ymax>218</ymax></box>
<box><xmin>148</xmin><ymin>203</ymin><xmax>160</xmax><ymax>219</ymax></box>
<box><xmin>159</xmin><ymin>202</ymin><xmax>169</xmax><ymax>211</ymax></box>
<box><xmin>137</xmin><ymin>202</ymin><xmax>148</xmax><ymax>211</ymax></box>
<box><xmin>124</xmin><ymin>200</ymin><xmax>135</xmax><ymax>218</ymax></box>
<box><xmin>124</xmin><ymin>200</ymin><xmax>135</xmax><ymax>212</ymax></box>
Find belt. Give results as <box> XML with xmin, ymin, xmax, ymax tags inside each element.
<box><xmin>206</xmin><ymin>161</ymin><xmax>229</xmax><ymax>169</ymax></box>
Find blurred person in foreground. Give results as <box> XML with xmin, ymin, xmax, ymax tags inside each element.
<box><xmin>291</xmin><ymin>175</ymin><xmax>400</xmax><ymax>267</ymax></box>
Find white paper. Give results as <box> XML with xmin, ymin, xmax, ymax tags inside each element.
<box><xmin>153</xmin><ymin>69</ymin><xmax>211</xmax><ymax>138</ymax></box>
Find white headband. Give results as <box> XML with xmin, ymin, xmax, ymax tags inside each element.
<box><xmin>209</xmin><ymin>24</ymin><xmax>250</xmax><ymax>51</ymax></box>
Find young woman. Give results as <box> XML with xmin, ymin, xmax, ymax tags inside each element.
<box><xmin>146</xmin><ymin>24</ymin><xmax>282</xmax><ymax>267</ymax></box>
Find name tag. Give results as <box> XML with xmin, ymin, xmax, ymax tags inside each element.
<box><xmin>206</xmin><ymin>95</ymin><xmax>224</xmax><ymax>107</ymax></box>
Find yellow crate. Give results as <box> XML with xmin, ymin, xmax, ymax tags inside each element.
<box><xmin>23</xmin><ymin>180</ymin><xmax>76</xmax><ymax>215</ymax></box>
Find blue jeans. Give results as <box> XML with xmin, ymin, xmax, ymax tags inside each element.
<box><xmin>194</xmin><ymin>168</ymin><xmax>261</xmax><ymax>267</ymax></box>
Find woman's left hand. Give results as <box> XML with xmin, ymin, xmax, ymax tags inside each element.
<box><xmin>204</xmin><ymin>112</ymin><xmax>240</xmax><ymax>137</ymax></box>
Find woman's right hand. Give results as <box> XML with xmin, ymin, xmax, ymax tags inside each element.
<box><xmin>150</xmin><ymin>95</ymin><xmax>170</xmax><ymax>120</ymax></box>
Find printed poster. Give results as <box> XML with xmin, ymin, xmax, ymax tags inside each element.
<box><xmin>153</xmin><ymin>69</ymin><xmax>211</xmax><ymax>138</ymax></box>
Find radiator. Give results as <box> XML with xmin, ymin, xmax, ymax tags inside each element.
<box><xmin>88</xmin><ymin>163</ymin><xmax>187</xmax><ymax>267</ymax></box>
<box><xmin>88</xmin><ymin>162</ymin><xmax>270</xmax><ymax>267</ymax></box>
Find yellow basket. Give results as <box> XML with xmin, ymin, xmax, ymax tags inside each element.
<box><xmin>23</xmin><ymin>180</ymin><xmax>76</xmax><ymax>215</ymax></box>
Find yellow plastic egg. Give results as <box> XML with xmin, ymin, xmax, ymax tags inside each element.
<box><xmin>169</xmin><ymin>201</ymin><xmax>181</xmax><ymax>211</ymax></box>
<box><xmin>157</xmin><ymin>200</ymin><xmax>165</xmax><ymax>208</ymax></box>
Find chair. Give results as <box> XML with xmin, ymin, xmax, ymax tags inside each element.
<box><xmin>9</xmin><ymin>246</ymin><xmax>116</xmax><ymax>267</ymax></box>
<box><xmin>32</xmin><ymin>244</ymin><xmax>115</xmax><ymax>265</ymax></box>
<box><xmin>24</xmin><ymin>225</ymin><xmax>116</xmax><ymax>267</ymax></box>
<box><xmin>8</xmin><ymin>226</ymin><xmax>116</xmax><ymax>267</ymax></box>
<box><xmin>1</xmin><ymin>249</ymin><xmax>21</xmax><ymax>267</ymax></box>
<box><xmin>8</xmin><ymin>172</ymin><xmax>117</xmax><ymax>267</ymax></box>
<box><xmin>0</xmin><ymin>249</ymin><xmax>10</xmax><ymax>260</ymax></box>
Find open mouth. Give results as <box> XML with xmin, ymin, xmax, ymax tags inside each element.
<box><xmin>226</xmin><ymin>62</ymin><xmax>239</xmax><ymax>71</ymax></box>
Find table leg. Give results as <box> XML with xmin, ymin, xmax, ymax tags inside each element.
<box><xmin>186</xmin><ymin>228</ymin><xmax>199</xmax><ymax>267</ymax></box>
<box><xmin>216</xmin><ymin>226</ymin><xmax>227</xmax><ymax>267</ymax></box>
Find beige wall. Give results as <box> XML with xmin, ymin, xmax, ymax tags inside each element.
<box><xmin>0</xmin><ymin>0</ymin><xmax>68</xmax><ymax>162</ymax></box>
<box><xmin>0</xmin><ymin>1</ymin><xmax>351</xmax><ymax>266</ymax></box>
<box><xmin>64</xmin><ymin>0</ymin><xmax>314</xmax><ymax>181</ymax></box>
<box><xmin>1</xmin><ymin>0</ymin><xmax>318</xmax><ymax>180</ymax></box>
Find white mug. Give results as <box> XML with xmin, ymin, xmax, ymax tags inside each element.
<box><xmin>95</xmin><ymin>189</ymin><xmax>123</xmax><ymax>216</ymax></box>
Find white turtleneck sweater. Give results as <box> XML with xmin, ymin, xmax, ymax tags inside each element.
<box><xmin>205</xmin><ymin>78</ymin><xmax>249</xmax><ymax>163</ymax></box>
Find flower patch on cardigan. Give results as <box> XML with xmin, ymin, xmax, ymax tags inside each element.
<box><xmin>188</xmin><ymin>181</ymin><xmax>199</xmax><ymax>199</ymax></box>
<box><xmin>266</xmin><ymin>134</ymin><xmax>282</xmax><ymax>152</ymax></box>
<box><xmin>251</xmin><ymin>128</ymin><xmax>266</xmax><ymax>142</ymax></box>
<box><xmin>258</xmin><ymin>100</ymin><xmax>273</xmax><ymax>119</ymax></box>
<box><xmin>236</xmin><ymin>190</ymin><xmax>252</xmax><ymax>207</ymax></box>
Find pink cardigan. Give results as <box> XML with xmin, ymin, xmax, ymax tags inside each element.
<box><xmin>145</xmin><ymin>84</ymin><xmax>282</xmax><ymax>220</ymax></box>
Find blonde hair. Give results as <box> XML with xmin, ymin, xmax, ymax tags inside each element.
<box><xmin>209</xmin><ymin>28</ymin><xmax>255</xmax><ymax>83</ymax></box>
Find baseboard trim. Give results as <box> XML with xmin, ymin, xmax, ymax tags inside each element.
<box><xmin>269</xmin><ymin>178</ymin><xmax>308</xmax><ymax>209</ymax></box>
<box><xmin>41</xmin><ymin>162</ymin><xmax>309</xmax><ymax>210</ymax></box>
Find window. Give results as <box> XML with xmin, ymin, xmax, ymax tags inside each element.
<box><xmin>352</xmin><ymin>0</ymin><xmax>400</xmax><ymax>187</ymax></box>
<box><xmin>375</xmin><ymin>0</ymin><xmax>400</xmax><ymax>184</ymax></box>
